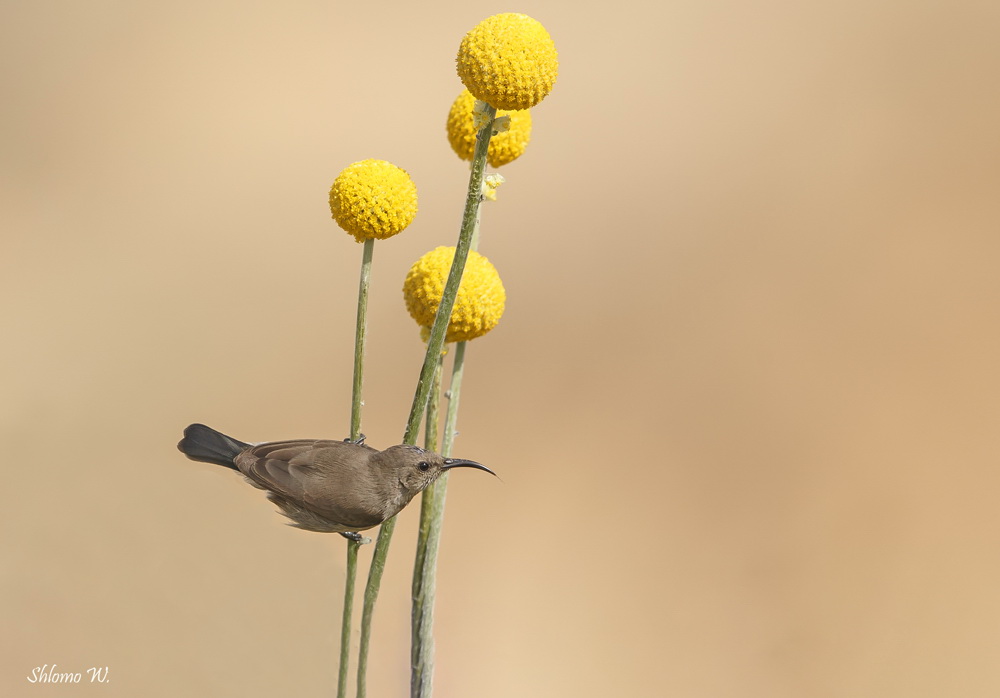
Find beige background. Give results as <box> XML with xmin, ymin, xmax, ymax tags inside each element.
<box><xmin>3</xmin><ymin>1</ymin><xmax>1000</xmax><ymax>696</ymax></box>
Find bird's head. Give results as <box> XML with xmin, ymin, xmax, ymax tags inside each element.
<box><xmin>378</xmin><ymin>444</ymin><xmax>495</xmax><ymax>496</ymax></box>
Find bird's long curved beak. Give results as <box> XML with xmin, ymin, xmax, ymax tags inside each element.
<box><xmin>442</xmin><ymin>458</ymin><xmax>496</xmax><ymax>476</ymax></box>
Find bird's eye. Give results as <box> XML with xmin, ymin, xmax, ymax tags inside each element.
<box><xmin>418</xmin><ymin>462</ymin><xmax>430</xmax><ymax>472</ymax></box>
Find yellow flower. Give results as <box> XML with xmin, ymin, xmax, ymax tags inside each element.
<box><xmin>403</xmin><ymin>247</ymin><xmax>506</xmax><ymax>342</ymax></box>
<box><xmin>456</xmin><ymin>13</ymin><xmax>559</xmax><ymax>111</ymax></box>
<box><xmin>482</xmin><ymin>174</ymin><xmax>505</xmax><ymax>201</ymax></box>
<box><xmin>329</xmin><ymin>159</ymin><xmax>417</xmax><ymax>242</ymax></box>
<box><xmin>447</xmin><ymin>89</ymin><xmax>532</xmax><ymax>167</ymax></box>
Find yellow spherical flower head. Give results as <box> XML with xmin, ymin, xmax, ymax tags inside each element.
<box><xmin>329</xmin><ymin>159</ymin><xmax>417</xmax><ymax>242</ymax></box>
<box><xmin>447</xmin><ymin>89</ymin><xmax>532</xmax><ymax>168</ymax></box>
<box><xmin>404</xmin><ymin>246</ymin><xmax>506</xmax><ymax>343</ymax></box>
<box><xmin>456</xmin><ymin>13</ymin><xmax>558</xmax><ymax>111</ymax></box>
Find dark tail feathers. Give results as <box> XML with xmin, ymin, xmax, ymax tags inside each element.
<box><xmin>178</xmin><ymin>423</ymin><xmax>250</xmax><ymax>470</ymax></box>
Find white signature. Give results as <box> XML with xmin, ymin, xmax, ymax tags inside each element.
<box><xmin>26</xmin><ymin>664</ymin><xmax>109</xmax><ymax>684</ymax></box>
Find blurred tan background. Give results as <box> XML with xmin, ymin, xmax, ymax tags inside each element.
<box><xmin>3</xmin><ymin>0</ymin><xmax>1000</xmax><ymax>696</ymax></box>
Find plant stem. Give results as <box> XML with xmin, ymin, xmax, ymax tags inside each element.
<box><xmin>411</xmin><ymin>341</ymin><xmax>467</xmax><ymax>697</ymax></box>
<box><xmin>410</xmin><ymin>108</ymin><xmax>485</xmax><ymax>698</ymax></box>
<box><xmin>350</xmin><ymin>237</ymin><xmax>375</xmax><ymax>443</ymax></box>
<box><xmin>410</xmin><ymin>357</ymin><xmax>444</xmax><ymax>692</ymax></box>
<box><xmin>338</xmin><ymin>538</ymin><xmax>360</xmax><ymax>698</ymax></box>
<box><xmin>424</xmin><ymin>355</ymin><xmax>444</xmax><ymax>453</ymax></box>
<box><xmin>401</xmin><ymin>105</ymin><xmax>495</xmax><ymax>447</ymax></box>
<box><xmin>412</xmin><ymin>355</ymin><xmax>444</xmax><ymax>621</ymax></box>
<box><xmin>441</xmin><ymin>343</ymin><xmax>467</xmax><ymax>458</ymax></box>
<box><xmin>355</xmin><ymin>103</ymin><xmax>497</xmax><ymax>698</ymax></box>
<box><xmin>338</xmin><ymin>236</ymin><xmax>375</xmax><ymax>698</ymax></box>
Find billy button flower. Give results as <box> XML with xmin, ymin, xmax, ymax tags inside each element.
<box><xmin>329</xmin><ymin>159</ymin><xmax>417</xmax><ymax>243</ymax></box>
<box><xmin>331</xmin><ymin>156</ymin><xmax>420</xmax><ymax>698</ymax></box>
<box><xmin>403</xmin><ymin>246</ymin><xmax>505</xmax><ymax>343</ymax></box>
<box><xmin>456</xmin><ymin>13</ymin><xmax>559</xmax><ymax>111</ymax></box>
<box><xmin>447</xmin><ymin>89</ymin><xmax>531</xmax><ymax>168</ymax></box>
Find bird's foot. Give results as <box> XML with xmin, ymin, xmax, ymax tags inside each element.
<box><xmin>343</xmin><ymin>433</ymin><xmax>366</xmax><ymax>446</ymax></box>
<box><xmin>340</xmin><ymin>531</ymin><xmax>372</xmax><ymax>544</ymax></box>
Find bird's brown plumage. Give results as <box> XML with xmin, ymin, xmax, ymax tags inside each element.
<box><xmin>177</xmin><ymin>424</ymin><xmax>495</xmax><ymax>533</ymax></box>
<box><xmin>235</xmin><ymin>440</ymin><xmax>391</xmax><ymax>532</ymax></box>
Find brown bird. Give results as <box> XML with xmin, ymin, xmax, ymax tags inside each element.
<box><xmin>177</xmin><ymin>423</ymin><xmax>495</xmax><ymax>536</ymax></box>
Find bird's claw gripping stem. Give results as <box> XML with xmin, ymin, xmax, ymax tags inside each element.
<box><xmin>340</xmin><ymin>531</ymin><xmax>372</xmax><ymax>544</ymax></box>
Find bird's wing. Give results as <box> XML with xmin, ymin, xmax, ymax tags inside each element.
<box><xmin>237</xmin><ymin>440</ymin><xmax>384</xmax><ymax>529</ymax></box>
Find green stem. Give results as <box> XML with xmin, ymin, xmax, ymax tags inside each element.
<box><xmin>338</xmin><ymin>236</ymin><xmax>374</xmax><ymax>698</ymax></box>
<box><xmin>424</xmin><ymin>355</ymin><xmax>444</xmax><ymax>453</ymax></box>
<box><xmin>338</xmin><ymin>539</ymin><xmax>360</xmax><ymax>698</ymax></box>
<box><xmin>441</xmin><ymin>342</ymin><xmax>467</xmax><ymax>459</ymax></box>
<box><xmin>411</xmin><ymin>342</ymin><xmax>467</xmax><ymax>698</ymax></box>
<box><xmin>350</xmin><ymin>237</ymin><xmax>375</xmax><ymax>442</ymax></box>
<box><xmin>412</xmin><ymin>355</ymin><xmax>444</xmax><ymax>620</ymax></box>
<box><xmin>410</xmin><ymin>109</ymin><xmax>485</xmax><ymax>698</ymax></box>
<box><xmin>355</xmin><ymin>103</ymin><xmax>497</xmax><ymax>698</ymax></box>
<box><xmin>411</xmin><ymin>355</ymin><xmax>445</xmax><ymax>690</ymax></box>
<box><xmin>401</xmin><ymin>105</ymin><xmax>495</xmax><ymax>446</ymax></box>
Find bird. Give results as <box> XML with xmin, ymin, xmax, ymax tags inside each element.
<box><xmin>177</xmin><ymin>423</ymin><xmax>495</xmax><ymax>536</ymax></box>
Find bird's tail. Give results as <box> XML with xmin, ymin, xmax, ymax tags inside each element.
<box><xmin>177</xmin><ymin>423</ymin><xmax>250</xmax><ymax>470</ymax></box>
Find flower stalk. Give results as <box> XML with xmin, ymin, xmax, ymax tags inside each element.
<box><xmin>409</xmin><ymin>179</ymin><xmax>486</xmax><ymax>698</ymax></box>
<box><xmin>355</xmin><ymin>103</ymin><xmax>497</xmax><ymax>698</ymax></box>
<box><xmin>412</xmin><ymin>354</ymin><xmax>446</xmax><ymax>682</ymax></box>
<box><xmin>337</xmin><ymin>236</ymin><xmax>375</xmax><ymax>698</ymax></box>
<box><xmin>411</xmin><ymin>340</ymin><xmax>467</xmax><ymax>697</ymax></box>
<box><xmin>337</xmin><ymin>538</ymin><xmax>361</xmax><ymax>698</ymax></box>
<box><xmin>351</xmin><ymin>238</ymin><xmax>375</xmax><ymax>442</ymax></box>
